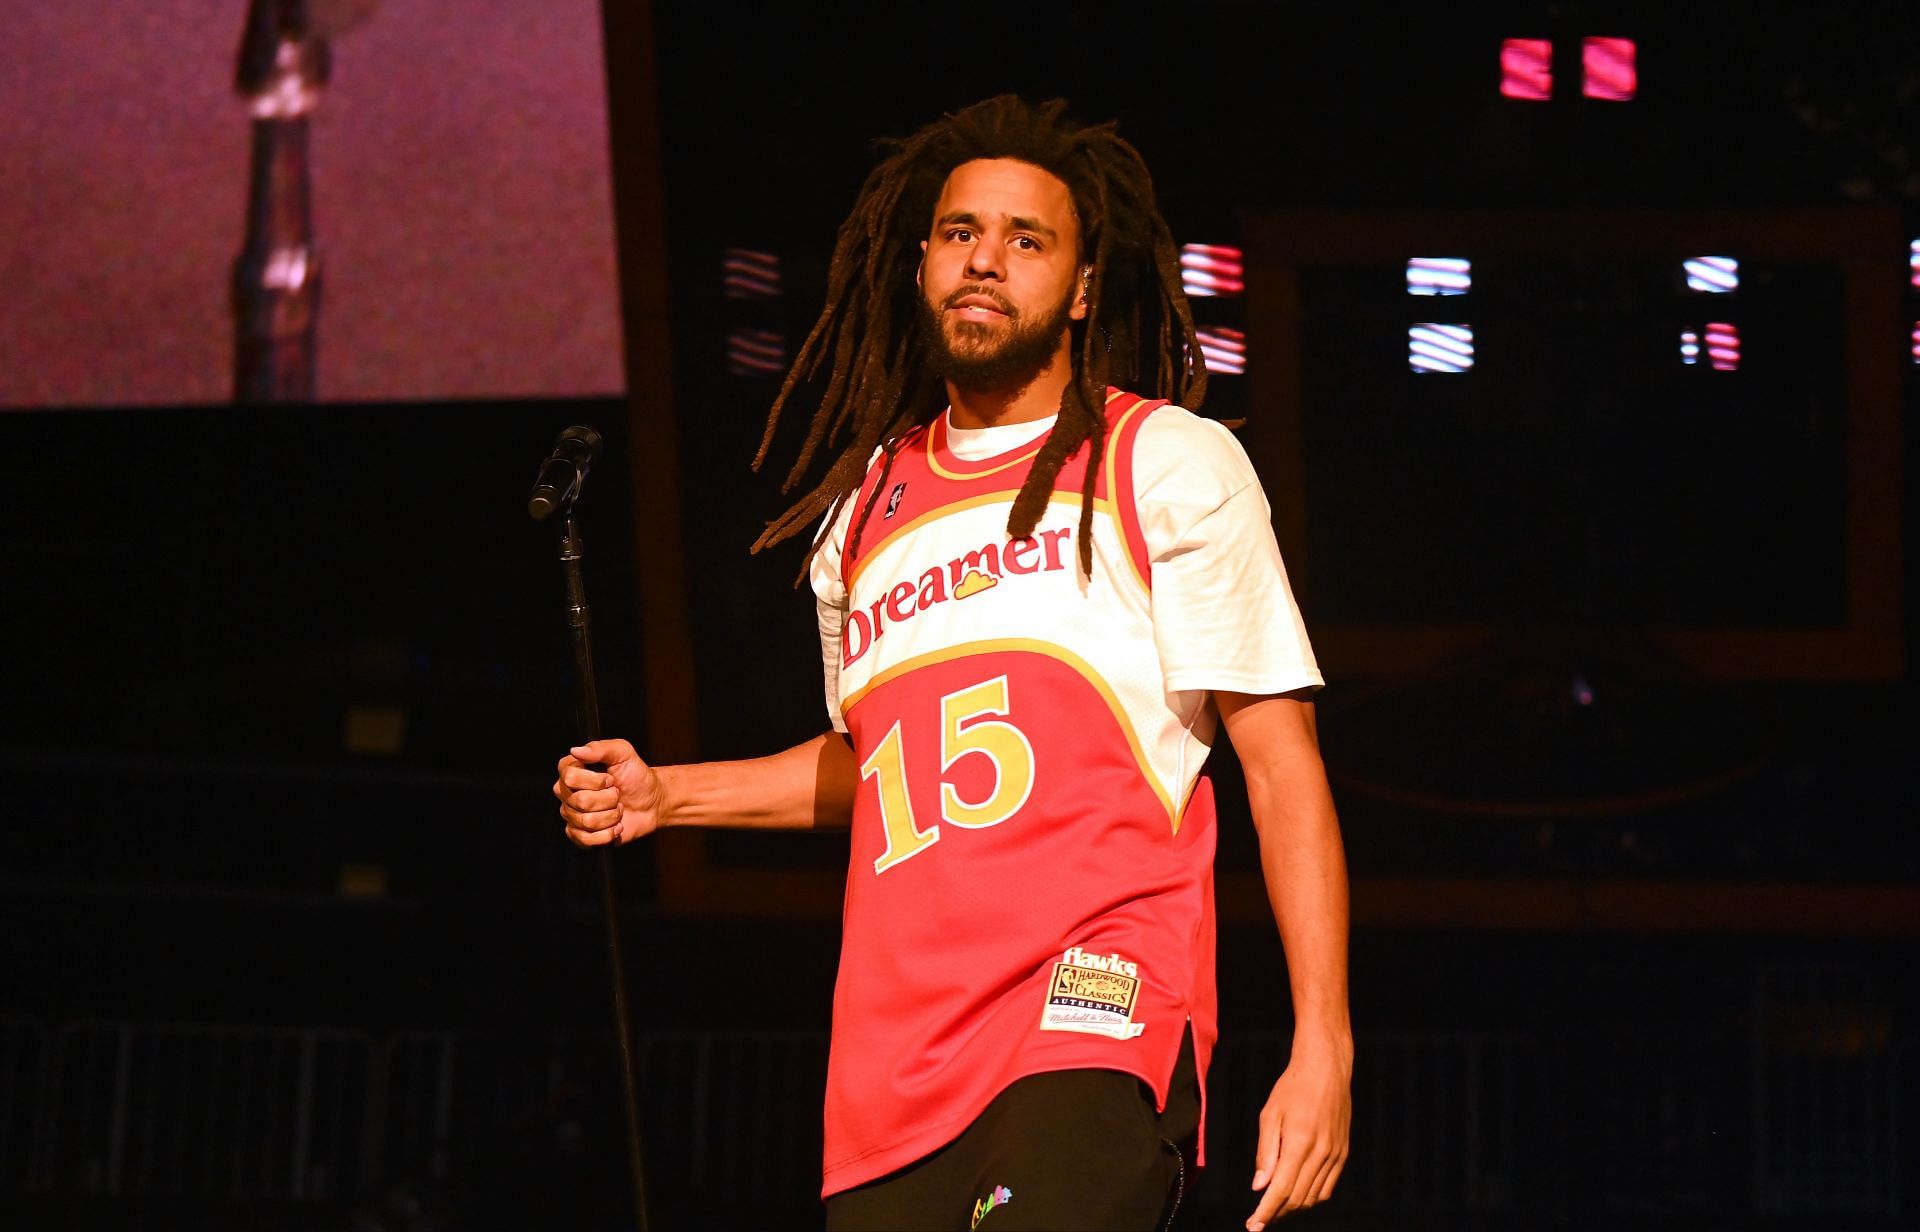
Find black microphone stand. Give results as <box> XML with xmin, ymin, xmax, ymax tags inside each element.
<box><xmin>530</xmin><ymin>430</ymin><xmax>652</xmax><ymax>1232</ymax></box>
<box><xmin>232</xmin><ymin>0</ymin><xmax>328</xmax><ymax>402</ymax></box>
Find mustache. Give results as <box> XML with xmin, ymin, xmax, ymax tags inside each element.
<box><xmin>941</xmin><ymin>285</ymin><xmax>1016</xmax><ymax>316</ymax></box>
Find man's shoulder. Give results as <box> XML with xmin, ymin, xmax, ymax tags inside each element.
<box><xmin>1101</xmin><ymin>388</ymin><xmax>1222</xmax><ymax>441</ymax></box>
<box><xmin>1101</xmin><ymin>385</ymin><xmax>1173</xmax><ymax>423</ymax></box>
<box><xmin>1123</xmin><ymin>401</ymin><xmax>1257</xmax><ymax>495</ymax></box>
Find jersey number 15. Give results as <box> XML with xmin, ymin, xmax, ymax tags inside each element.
<box><xmin>860</xmin><ymin>675</ymin><xmax>1036</xmax><ymax>874</ymax></box>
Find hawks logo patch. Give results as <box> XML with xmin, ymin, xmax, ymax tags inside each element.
<box><xmin>1039</xmin><ymin>946</ymin><xmax>1145</xmax><ymax>1039</ymax></box>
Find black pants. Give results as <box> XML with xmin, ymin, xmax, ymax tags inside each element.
<box><xmin>825</xmin><ymin>1027</ymin><xmax>1200</xmax><ymax>1232</ymax></box>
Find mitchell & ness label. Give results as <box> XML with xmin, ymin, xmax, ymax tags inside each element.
<box><xmin>1039</xmin><ymin>946</ymin><xmax>1145</xmax><ymax>1039</ymax></box>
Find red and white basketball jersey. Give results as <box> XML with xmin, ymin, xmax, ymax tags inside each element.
<box><xmin>817</xmin><ymin>389</ymin><xmax>1241</xmax><ymax>1196</ymax></box>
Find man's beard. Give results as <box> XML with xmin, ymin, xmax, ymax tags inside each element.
<box><xmin>916</xmin><ymin>282</ymin><xmax>1077</xmax><ymax>394</ymax></box>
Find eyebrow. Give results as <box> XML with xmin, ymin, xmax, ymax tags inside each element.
<box><xmin>935</xmin><ymin>211</ymin><xmax>1060</xmax><ymax>244</ymax></box>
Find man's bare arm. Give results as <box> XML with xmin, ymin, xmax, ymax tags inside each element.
<box><xmin>1218</xmin><ymin>690</ymin><xmax>1352</xmax><ymax>1229</ymax></box>
<box><xmin>555</xmin><ymin>731</ymin><xmax>858</xmax><ymax>846</ymax></box>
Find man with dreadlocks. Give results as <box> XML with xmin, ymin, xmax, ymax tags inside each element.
<box><xmin>556</xmin><ymin>96</ymin><xmax>1350</xmax><ymax>1230</ymax></box>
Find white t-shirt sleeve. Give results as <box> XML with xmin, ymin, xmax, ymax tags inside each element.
<box><xmin>811</xmin><ymin>496</ymin><xmax>856</xmax><ymax>733</ymax></box>
<box><xmin>1136</xmin><ymin>410</ymin><xmax>1323</xmax><ymax>697</ymax></box>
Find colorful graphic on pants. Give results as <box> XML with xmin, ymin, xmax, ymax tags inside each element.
<box><xmin>970</xmin><ymin>1184</ymin><xmax>1012</xmax><ymax>1229</ymax></box>
<box><xmin>1039</xmin><ymin>945</ymin><xmax>1145</xmax><ymax>1039</ymax></box>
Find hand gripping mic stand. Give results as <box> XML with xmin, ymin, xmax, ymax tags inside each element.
<box><xmin>528</xmin><ymin>425</ymin><xmax>651</xmax><ymax>1232</ymax></box>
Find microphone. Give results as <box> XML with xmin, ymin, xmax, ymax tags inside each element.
<box><xmin>527</xmin><ymin>425</ymin><xmax>603</xmax><ymax>521</ymax></box>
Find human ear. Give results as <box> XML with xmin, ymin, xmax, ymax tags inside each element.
<box><xmin>1071</xmin><ymin>265</ymin><xmax>1092</xmax><ymax>320</ymax></box>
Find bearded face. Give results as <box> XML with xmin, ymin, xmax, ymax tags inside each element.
<box><xmin>915</xmin><ymin>159</ymin><xmax>1088</xmax><ymax>395</ymax></box>
<box><xmin>916</xmin><ymin>276</ymin><xmax>1080</xmax><ymax>393</ymax></box>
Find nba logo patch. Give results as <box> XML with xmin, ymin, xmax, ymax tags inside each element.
<box><xmin>884</xmin><ymin>482</ymin><xmax>907</xmax><ymax>518</ymax></box>
<box><xmin>1040</xmin><ymin>946</ymin><xmax>1145</xmax><ymax>1040</ymax></box>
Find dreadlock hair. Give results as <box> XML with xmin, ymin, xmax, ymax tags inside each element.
<box><xmin>750</xmin><ymin>95</ymin><xmax>1206</xmax><ymax>579</ymax></box>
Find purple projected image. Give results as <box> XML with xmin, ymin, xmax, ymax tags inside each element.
<box><xmin>0</xmin><ymin>1</ymin><xmax>624</xmax><ymax>408</ymax></box>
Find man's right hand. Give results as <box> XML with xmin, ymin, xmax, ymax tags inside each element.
<box><xmin>554</xmin><ymin>739</ymin><xmax>664</xmax><ymax>847</ymax></box>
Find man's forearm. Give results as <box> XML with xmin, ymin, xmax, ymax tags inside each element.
<box><xmin>657</xmin><ymin>730</ymin><xmax>858</xmax><ymax>832</ymax></box>
<box><xmin>1219</xmin><ymin>693</ymin><xmax>1354</xmax><ymax>1058</ymax></box>
<box><xmin>1250</xmin><ymin>764</ymin><xmax>1354</xmax><ymax>1058</ymax></box>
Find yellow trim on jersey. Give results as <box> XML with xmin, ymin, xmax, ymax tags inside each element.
<box><xmin>923</xmin><ymin>433</ymin><xmax>1043</xmax><ymax>481</ymax></box>
<box><xmin>1178</xmin><ymin>770</ymin><xmax>1204</xmax><ymax>820</ymax></box>
<box><xmin>845</xmin><ymin>491</ymin><xmax>1114</xmax><ymax>590</ymax></box>
<box><xmin>1102</xmin><ymin>397</ymin><xmax>1154</xmax><ymax>594</ymax></box>
<box><xmin>841</xmin><ymin>636</ymin><xmax>1182</xmax><ymax>831</ymax></box>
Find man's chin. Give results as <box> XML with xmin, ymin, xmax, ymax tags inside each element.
<box><xmin>943</xmin><ymin>356</ymin><xmax>1047</xmax><ymax>395</ymax></box>
<box><xmin>944</xmin><ymin>319</ymin><xmax>1005</xmax><ymax>348</ymax></box>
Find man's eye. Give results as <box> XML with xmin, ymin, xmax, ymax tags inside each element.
<box><xmin>1013</xmin><ymin>236</ymin><xmax>1040</xmax><ymax>251</ymax></box>
<box><xmin>948</xmin><ymin>229</ymin><xmax>973</xmax><ymax>242</ymax></box>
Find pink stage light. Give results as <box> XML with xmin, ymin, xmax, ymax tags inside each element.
<box><xmin>1180</xmin><ymin>244</ymin><xmax>1245</xmax><ymax>297</ymax></box>
<box><xmin>1910</xmin><ymin>322</ymin><xmax>1919</xmax><ymax>364</ymax></box>
<box><xmin>722</xmin><ymin>248</ymin><xmax>781</xmax><ymax>299</ymax></box>
<box><xmin>1705</xmin><ymin>322</ymin><xmax>1740</xmax><ymax>372</ymax></box>
<box><xmin>1501</xmin><ymin>39</ymin><xmax>1552</xmax><ymax>101</ymax></box>
<box><xmin>1582</xmin><ymin>37</ymin><xmax>1637</xmax><ymax>101</ymax></box>
<box><xmin>1909</xmin><ymin>239</ymin><xmax>1919</xmax><ymax>290</ymax></box>
<box><xmin>726</xmin><ymin>328</ymin><xmax>785</xmax><ymax>376</ymax></box>
<box><xmin>1196</xmin><ymin>326</ymin><xmax>1246</xmax><ymax>375</ymax></box>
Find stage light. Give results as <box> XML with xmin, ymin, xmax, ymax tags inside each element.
<box><xmin>1407</xmin><ymin>257</ymin><xmax>1471</xmax><ymax>296</ymax></box>
<box><xmin>1410</xmin><ymin>324</ymin><xmax>1474</xmax><ymax>373</ymax></box>
<box><xmin>1705</xmin><ymin>322</ymin><xmax>1740</xmax><ymax>371</ymax></box>
<box><xmin>1180</xmin><ymin>244</ymin><xmax>1245</xmax><ymax>297</ymax></box>
<box><xmin>727</xmin><ymin>329</ymin><xmax>785</xmax><ymax>376</ymax></box>
<box><xmin>1684</xmin><ymin>257</ymin><xmax>1739</xmax><ymax>293</ymax></box>
<box><xmin>1909</xmin><ymin>239</ymin><xmax>1919</xmax><ymax>290</ymax></box>
<box><xmin>722</xmin><ymin>248</ymin><xmax>781</xmax><ymax>299</ymax></box>
<box><xmin>1910</xmin><ymin>322</ymin><xmax>1919</xmax><ymax>364</ymax></box>
<box><xmin>1582</xmin><ymin>37</ymin><xmax>1637</xmax><ymax>101</ymax></box>
<box><xmin>1501</xmin><ymin>39</ymin><xmax>1552</xmax><ymax>101</ymax></box>
<box><xmin>1197</xmin><ymin>326</ymin><xmax>1246</xmax><ymax>374</ymax></box>
<box><xmin>1680</xmin><ymin>330</ymin><xmax>1701</xmax><ymax>365</ymax></box>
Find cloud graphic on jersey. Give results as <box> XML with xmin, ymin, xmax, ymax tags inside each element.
<box><xmin>953</xmin><ymin>569</ymin><xmax>999</xmax><ymax>599</ymax></box>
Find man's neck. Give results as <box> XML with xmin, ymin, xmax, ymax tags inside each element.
<box><xmin>945</xmin><ymin>346</ymin><xmax>1074</xmax><ymax>430</ymax></box>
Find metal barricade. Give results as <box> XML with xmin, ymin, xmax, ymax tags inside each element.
<box><xmin>635</xmin><ymin>1028</ymin><xmax>829</xmax><ymax>1204</ymax></box>
<box><xmin>0</xmin><ymin>1014</ymin><xmax>49</xmax><ymax>1194</ymax></box>
<box><xmin>1752</xmin><ymin>962</ymin><xmax>1901</xmax><ymax>1216</ymax></box>
<box><xmin>39</xmin><ymin>1021</ymin><xmax>372</xmax><ymax>1200</ymax></box>
<box><xmin>1197</xmin><ymin>1028</ymin><xmax>1547</xmax><ymax>1219</ymax></box>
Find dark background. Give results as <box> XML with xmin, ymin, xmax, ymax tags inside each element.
<box><xmin>4</xmin><ymin>2</ymin><xmax>1918</xmax><ymax>1228</ymax></box>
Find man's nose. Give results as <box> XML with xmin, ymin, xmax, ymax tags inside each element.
<box><xmin>964</xmin><ymin>237</ymin><xmax>1004</xmax><ymax>280</ymax></box>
